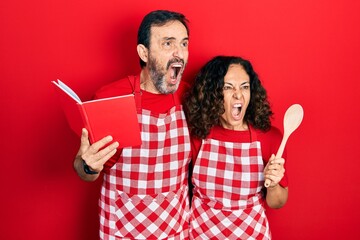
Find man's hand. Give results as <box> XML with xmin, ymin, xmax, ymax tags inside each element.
<box><xmin>74</xmin><ymin>128</ymin><xmax>119</xmax><ymax>181</ymax></box>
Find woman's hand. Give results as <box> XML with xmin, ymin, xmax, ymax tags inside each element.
<box><xmin>264</xmin><ymin>154</ymin><xmax>288</xmax><ymax>208</ymax></box>
<box><xmin>264</xmin><ymin>154</ymin><xmax>285</xmax><ymax>188</ymax></box>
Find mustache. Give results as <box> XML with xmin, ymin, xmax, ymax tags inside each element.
<box><xmin>166</xmin><ymin>58</ymin><xmax>185</xmax><ymax>69</ymax></box>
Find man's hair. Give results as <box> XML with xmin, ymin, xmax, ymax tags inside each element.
<box><xmin>184</xmin><ymin>56</ymin><xmax>273</xmax><ymax>139</ymax></box>
<box><xmin>137</xmin><ymin>10</ymin><xmax>189</xmax><ymax>68</ymax></box>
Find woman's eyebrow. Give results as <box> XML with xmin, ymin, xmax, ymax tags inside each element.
<box><xmin>240</xmin><ymin>81</ymin><xmax>250</xmax><ymax>86</ymax></box>
<box><xmin>224</xmin><ymin>82</ymin><xmax>234</xmax><ymax>86</ymax></box>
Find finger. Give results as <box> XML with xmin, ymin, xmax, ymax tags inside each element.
<box><xmin>80</xmin><ymin>128</ymin><xmax>90</xmax><ymax>148</ymax></box>
<box><xmin>82</xmin><ymin>136</ymin><xmax>116</xmax><ymax>165</ymax></box>
<box><xmin>265</xmin><ymin>167</ymin><xmax>284</xmax><ymax>180</ymax></box>
<box><xmin>86</xmin><ymin>135</ymin><xmax>114</xmax><ymax>155</ymax></box>
<box><xmin>267</xmin><ymin>163</ymin><xmax>284</xmax><ymax>170</ymax></box>
<box><xmin>270</xmin><ymin>158</ymin><xmax>285</xmax><ymax>165</ymax></box>
<box><xmin>95</xmin><ymin>148</ymin><xmax>118</xmax><ymax>168</ymax></box>
<box><xmin>87</xmin><ymin>143</ymin><xmax>119</xmax><ymax>170</ymax></box>
<box><xmin>85</xmin><ymin>141</ymin><xmax>119</xmax><ymax>164</ymax></box>
<box><xmin>92</xmin><ymin>141</ymin><xmax>119</xmax><ymax>162</ymax></box>
<box><xmin>264</xmin><ymin>178</ymin><xmax>272</xmax><ymax>188</ymax></box>
<box><xmin>266</xmin><ymin>164</ymin><xmax>285</xmax><ymax>174</ymax></box>
<box><xmin>266</xmin><ymin>175</ymin><xmax>281</xmax><ymax>186</ymax></box>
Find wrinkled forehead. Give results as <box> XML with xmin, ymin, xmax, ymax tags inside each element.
<box><xmin>150</xmin><ymin>20</ymin><xmax>188</xmax><ymax>41</ymax></box>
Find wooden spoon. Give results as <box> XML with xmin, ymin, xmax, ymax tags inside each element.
<box><xmin>264</xmin><ymin>104</ymin><xmax>304</xmax><ymax>188</ymax></box>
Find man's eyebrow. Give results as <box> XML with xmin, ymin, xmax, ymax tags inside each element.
<box><xmin>162</xmin><ymin>37</ymin><xmax>189</xmax><ymax>41</ymax></box>
<box><xmin>163</xmin><ymin>37</ymin><xmax>176</xmax><ymax>41</ymax></box>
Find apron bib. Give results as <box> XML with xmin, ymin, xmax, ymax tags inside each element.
<box><xmin>190</xmin><ymin>127</ymin><xmax>271</xmax><ymax>240</ymax></box>
<box><xmin>100</xmin><ymin>76</ymin><xmax>191</xmax><ymax>239</ymax></box>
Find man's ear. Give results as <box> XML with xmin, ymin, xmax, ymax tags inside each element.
<box><xmin>137</xmin><ymin>44</ymin><xmax>148</xmax><ymax>63</ymax></box>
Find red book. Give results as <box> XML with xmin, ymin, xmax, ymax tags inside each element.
<box><xmin>52</xmin><ymin>79</ymin><xmax>141</xmax><ymax>148</ymax></box>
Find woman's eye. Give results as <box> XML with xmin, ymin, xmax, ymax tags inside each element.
<box><xmin>241</xmin><ymin>84</ymin><xmax>250</xmax><ymax>90</ymax></box>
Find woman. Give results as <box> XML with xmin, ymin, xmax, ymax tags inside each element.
<box><xmin>184</xmin><ymin>56</ymin><xmax>288</xmax><ymax>239</ymax></box>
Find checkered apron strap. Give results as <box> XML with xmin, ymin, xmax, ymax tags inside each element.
<box><xmin>99</xmin><ymin>79</ymin><xmax>191</xmax><ymax>239</ymax></box>
<box><xmin>190</xmin><ymin>128</ymin><xmax>271</xmax><ymax>239</ymax></box>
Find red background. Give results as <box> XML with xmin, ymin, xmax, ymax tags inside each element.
<box><xmin>1</xmin><ymin>0</ymin><xmax>360</xmax><ymax>239</ymax></box>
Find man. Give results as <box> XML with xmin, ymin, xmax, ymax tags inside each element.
<box><xmin>73</xmin><ymin>10</ymin><xmax>191</xmax><ymax>239</ymax></box>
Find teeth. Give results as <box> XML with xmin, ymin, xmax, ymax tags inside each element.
<box><xmin>234</xmin><ymin>103</ymin><xmax>242</xmax><ymax>107</ymax></box>
<box><xmin>172</xmin><ymin>65</ymin><xmax>182</xmax><ymax>78</ymax></box>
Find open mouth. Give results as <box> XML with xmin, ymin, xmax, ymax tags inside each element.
<box><xmin>170</xmin><ymin>63</ymin><xmax>183</xmax><ymax>80</ymax></box>
<box><xmin>232</xmin><ymin>103</ymin><xmax>242</xmax><ymax>118</ymax></box>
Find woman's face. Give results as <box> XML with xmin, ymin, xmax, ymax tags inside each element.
<box><xmin>220</xmin><ymin>64</ymin><xmax>251</xmax><ymax>131</ymax></box>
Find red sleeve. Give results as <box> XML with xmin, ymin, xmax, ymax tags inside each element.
<box><xmin>94</xmin><ymin>76</ymin><xmax>134</xmax><ymax>99</ymax></box>
<box><xmin>257</xmin><ymin>127</ymin><xmax>289</xmax><ymax>187</ymax></box>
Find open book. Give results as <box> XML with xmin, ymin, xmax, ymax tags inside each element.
<box><xmin>52</xmin><ymin>79</ymin><xmax>141</xmax><ymax>148</ymax></box>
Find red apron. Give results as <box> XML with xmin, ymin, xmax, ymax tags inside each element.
<box><xmin>190</xmin><ymin>127</ymin><xmax>271</xmax><ymax>240</ymax></box>
<box><xmin>99</xmin><ymin>76</ymin><xmax>191</xmax><ymax>239</ymax></box>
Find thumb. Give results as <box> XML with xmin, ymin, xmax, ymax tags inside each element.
<box><xmin>270</xmin><ymin>153</ymin><xmax>276</xmax><ymax>161</ymax></box>
<box><xmin>80</xmin><ymin>128</ymin><xmax>90</xmax><ymax>148</ymax></box>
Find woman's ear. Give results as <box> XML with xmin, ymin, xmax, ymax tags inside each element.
<box><xmin>137</xmin><ymin>44</ymin><xmax>148</xmax><ymax>64</ymax></box>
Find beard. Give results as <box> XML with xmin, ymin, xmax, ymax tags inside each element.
<box><xmin>148</xmin><ymin>54</ymin><xmax>184</xmax><ymax>94</ymax></box>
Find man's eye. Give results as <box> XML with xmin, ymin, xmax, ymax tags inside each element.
<box><xmin>163</xmin><ymin>41</ymin><xmax>172</xmax><ymax>47</ymax></box>
<box><xmin>182</xmin><ymin>42</ymin><xmax>188</xmax><ymax>47</ymax></box>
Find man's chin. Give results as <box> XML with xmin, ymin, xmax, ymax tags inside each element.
<box><xmin>165</xmin><ymin>86</ymin><xmax>178</xmax><ymax>94</ymax></box>
<box><xmin>160</xmin><ymin>83</ymin><xmax>179</xmax><ymax>94</ymax></box>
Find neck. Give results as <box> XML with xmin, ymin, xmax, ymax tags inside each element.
<box><xmin>140</xmin><ymin>69</ymin><xmax>160</xmax><ymax>94</ymax></box>
<box><xmin>220</xmin><ymin>121</ymin><xmax>249</xmax><ymax>131</ymax></box>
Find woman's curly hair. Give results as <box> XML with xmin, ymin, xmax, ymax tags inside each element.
<box><xmin>184</xmin><ymin>56</ymin><xmax>273</xmax><ymax>139</ymax></box>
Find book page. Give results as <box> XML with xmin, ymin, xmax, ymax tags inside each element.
<box><xmin>55</xmin><ymin>79</ymin><xmax>82</xmax><ymax>103</ymax></box>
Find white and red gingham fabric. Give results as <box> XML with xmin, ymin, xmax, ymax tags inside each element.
<box><xmin>190</xmin><ymin>127</ymin><xmax>271</xmax><ymax>240</ymax></box>
<box><xmin>99</xmin><ymin>77</ymin><xmax>191</xmax><ymax>239</ymax></box>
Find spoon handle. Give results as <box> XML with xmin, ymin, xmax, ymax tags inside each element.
<box><xmin>264</xmin><ymin>134</ymin><xmax>289</xmax><ymax>188</ymax></box>
<box><xmin>275</xmin><ymin>133</ymin><xmax>289</xmax><ymax>159</ymax></box>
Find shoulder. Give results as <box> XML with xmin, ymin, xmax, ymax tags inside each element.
<box><xmin>94</xmin><ymin>75</ymin><xmax>136</xmax><ymax>99</ymax></box>
<box><xmin>255</xmin><ymin>126</ymin><xmax>283</xmax><ymax>161</ymax></box>
<box><xmin>256</xmin><ymin>126</ymin><xmax>282</xmax><ymax>143</ymax></box>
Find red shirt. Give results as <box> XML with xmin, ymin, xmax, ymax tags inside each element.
<box><xmin>94</xmin><ymin>74</ymin><xmax>189</xmax><ymax>113</ymax></box>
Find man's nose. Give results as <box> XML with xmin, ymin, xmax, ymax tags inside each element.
<box><xmin>173</xmin><ymin>44</ymin><xmax>185</xmax><ymax>59</ymax></box>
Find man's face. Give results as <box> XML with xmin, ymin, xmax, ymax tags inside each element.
<box><xmin>147</xmin><ymin>20</ymin><xmax>189</xmax><ymax>94</ymax></box>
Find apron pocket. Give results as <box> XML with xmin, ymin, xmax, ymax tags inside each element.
<box><xmin>114</xmin><ymin>188</ymin><xmax>189</xmax><ymax>239</ymax></box>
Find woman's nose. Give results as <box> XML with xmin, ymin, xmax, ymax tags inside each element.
<box><xmin>233</xmin><ymin>89</ymin><xmax>242</xmax><ymax>99</ymax></box>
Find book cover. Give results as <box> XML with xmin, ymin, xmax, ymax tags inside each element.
<box><xmin>52</xmin><ymin>79</ymin><xmax>141</xmax><ymax>148</ymax></box>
